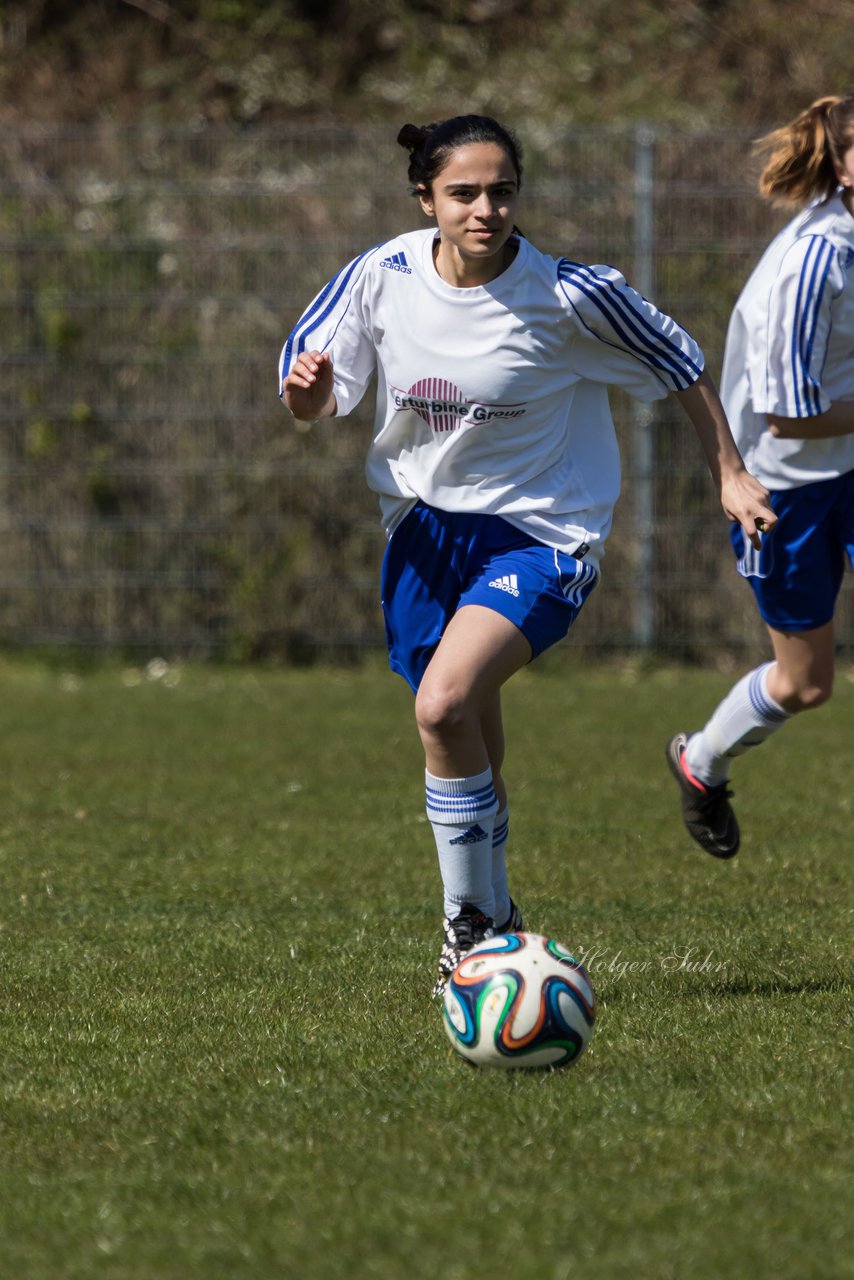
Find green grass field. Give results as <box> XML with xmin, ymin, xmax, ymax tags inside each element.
<box><xmin>0</xmin><ymin>653</ymin><xmax>850</xmax><ymax>1280</ymax></box>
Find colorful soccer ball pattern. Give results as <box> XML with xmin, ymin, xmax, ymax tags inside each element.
<box><xmin>442</xmin><ymin>932</ymin><xmax>596</xmax><ymax>1069</ymax></box>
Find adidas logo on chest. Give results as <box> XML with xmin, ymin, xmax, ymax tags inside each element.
<box><xmin>380</xmin><ymin>250</ymin><xmax>412</xmax><ymax>274</ymax></box>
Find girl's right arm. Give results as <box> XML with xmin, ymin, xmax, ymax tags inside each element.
<box><xmin>281</xmin><ymin>349</ymin><xmax>337</xmax><ymax>421</ymax></box>
<box><xmin>278</xmin><ymin>247</ymin><xmax>380</xmax><ymax>423</ymax></box>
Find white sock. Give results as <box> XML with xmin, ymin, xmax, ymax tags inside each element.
<box><xmin>425</xmin><ymin>767</ymin><xmax>498</xmax><ymax>920</ymax></box>
<box><xmin>685</xmin><ymin>663</ymin><xmax>790</xmax><ymax>786</ymax></box>
<box><xmin>491</xmin><ymin>807</ymin><xmax>510</xmax><ymax>928</ymax></box>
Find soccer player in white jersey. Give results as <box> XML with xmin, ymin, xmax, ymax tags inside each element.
<box><xmin>279</xmin><ymin>114</ymin><xmax>775</xmax><ymax>993</ymax></box>
<box><xmin>667</xmin><ymin>94</ymin><xmax>854</xmax><ymax>858</ymax></box>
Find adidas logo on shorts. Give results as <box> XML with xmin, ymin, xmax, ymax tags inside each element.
<box><xmin>488</xmin><ymin>573</ymin><xmax>520</xmax><ymax>597</ymax></box>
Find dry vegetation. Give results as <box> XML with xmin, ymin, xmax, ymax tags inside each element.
<box><xmin>1</xmin><ymin>0</ymin><xmax>853</xmax><ymax>129</ymax></box>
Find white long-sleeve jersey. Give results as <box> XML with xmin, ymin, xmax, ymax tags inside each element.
<box><xmin>279</xmin><ymin>227</ymin><xmax>705</xmax><ymax>562</ymax></box>
<box><xmin>720</xmin><ymin>190</ymin><xmax>854</xmax><ymax>490</ymax></box>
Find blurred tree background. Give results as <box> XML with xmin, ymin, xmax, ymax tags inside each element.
<box><xmin>0</xmin><ymin>0</ymin><xmax>852</xmax><ymax>661</ymax></box>
<box><xmin>0</xmin><ymin>0</ymin><xmax>852</xmax><ymax>129</ymax></box>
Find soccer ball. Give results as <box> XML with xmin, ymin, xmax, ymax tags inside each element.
<box><xmin>442</xmin><ymin>932</ymin><xmax>595</xmax><ymax>1069</ymax></box>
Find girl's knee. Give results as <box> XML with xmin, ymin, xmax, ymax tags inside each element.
<box><xmin>794</xmin><ymin>681</ymin><xmax>833</xmax><ymax>711</ymax></box>
<box><xmin>780</xmin><ymin>678</ymin><xmax>834</xmax><ymax>712</ymax></box>
<box><xmin>415</xmin><ymin>682</ymin><xmax>470</xmax><ymax>739</ymax></box>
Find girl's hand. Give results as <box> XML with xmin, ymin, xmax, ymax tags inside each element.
<box><xmin>281</xmin><ymin>350</ymin><xmax>337</xmax><ymax>421</ymax></box>
<box><xmin>673</xmin><ymin>372</ymin><xmax>776</xmax><ymax>550</ymax></box>
<box><xmin>719</xmin><ymin>469</ymin><xmax>777</xmax><ymax>550</ymax></box>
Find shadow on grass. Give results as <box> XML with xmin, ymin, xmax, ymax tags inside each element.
<box><xmin>601</xmin><ymin>976</ymin><xmax>850</xmax><ymax>1003</ymax></box>
<box><xmin>705</xmin><ymin>976</ymin><xmax>852</xmax><ymax>998</ymax></box>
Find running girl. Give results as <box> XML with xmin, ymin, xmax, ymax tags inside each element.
<box><xmin>280</xmin><ymin>114</ymin><xmax>775</xmax><ymax>988</ymax></box>
<box><xmin>667</xmin><ymin>94</ymin><xmax>854</xmax><ymax>858</ymax></box>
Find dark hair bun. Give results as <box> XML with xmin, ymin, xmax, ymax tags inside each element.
<box><xmin>396</xmin><ymin>122</ymin><xmax>435</xmax><ymax>152</ymax></box>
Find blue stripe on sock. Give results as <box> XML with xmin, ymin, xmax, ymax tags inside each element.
<box><xmin>425</xmin><ymin>778</ymin><xmax>497</xmax><ymax>822</ymax></box>
<box><xmin>748</xmin><ymin>668</ymin><xmax>788</xmax><ymax>723</ymax></box>
<box><xmin>426</xmin><ymin>782</ymin><xmax>496</xmax><ymax>805</ymax></box>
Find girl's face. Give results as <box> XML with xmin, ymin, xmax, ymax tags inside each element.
<box><xmin>419</xmin><ymin>141</ymin><xmax>519</xmax><ymax>286</ymax></box>
<box><xmin>837</xmin><ymin>141</ymin><xmax>854</xmax><ymax>208</ymax></box>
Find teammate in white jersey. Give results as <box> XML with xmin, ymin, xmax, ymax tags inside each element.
<box><xmin>667</xmin><ymin>94</ymin><xmax>854</xmax><ymax>858</ymax></box>
<box><xmin>280</xmin><ymin>114</ymin><xmax>774</xmax><ymax>992</ymax></box>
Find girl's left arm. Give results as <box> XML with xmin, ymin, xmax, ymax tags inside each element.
<box><xmin>768</xmin><ymin>401</ymin><xmax>854</xmax><ymax>439</ymax></box>
<box><xmin>675</xmin><ymin>370</ymin><xmax>777</xmax><ymax>548</ymax></box>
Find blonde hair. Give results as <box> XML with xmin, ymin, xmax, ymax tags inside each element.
<box><xmin>754</xmin><ymin>93</ymin><xmax>854</xmax><ymax>207</ymax></box>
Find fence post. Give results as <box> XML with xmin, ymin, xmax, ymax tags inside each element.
<box><xmin>632</xmin><ymin>124</ymin><xmax>656</xmax><ymax>648</ymax></box>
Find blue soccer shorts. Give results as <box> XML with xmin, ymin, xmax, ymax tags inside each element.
<box><xmin>730</xmin><ymin>468</ymin><xmax>854</xmax><ymax>632</ymax></box>
<box><xmin>381</xmin><ymin>502</ymin><xmax>599</xmax><ymax>692</ymax></box>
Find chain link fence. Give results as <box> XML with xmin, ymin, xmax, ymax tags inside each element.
<box><xmin>0</xmin><ymin>122</ymin><xmax>850</xmax><ymax>658</ymax></box>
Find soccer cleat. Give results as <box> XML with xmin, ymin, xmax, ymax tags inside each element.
<box><xmin>495</xmin><ymin>898</ymin><xmax>525</xmax><ymax>934</ymax></box>
<box><xmin>666</xmin><ymin>732</ymin><xmax>740</xmax><ymax>858</ymax></box>
<box><xmin>432</xmin><ymin>902</ymin><xmax>496</xmax><ymax>998</ymax></box>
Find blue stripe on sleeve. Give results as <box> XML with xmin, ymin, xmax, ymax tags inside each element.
<box><xmin>558</xmin><ymin>260</ymin><xmax>703</xmax><ymax>388</ymax></box>
<box><xmin>791</xmin><ymin>237</ymin><xmax>833</xmax><ymax>416</ymax></box>
<box><xmin>282</xmin><ymin>245</ymin><xmax>380</xmax><ymax>373</ymax></box>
